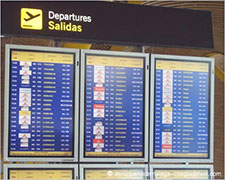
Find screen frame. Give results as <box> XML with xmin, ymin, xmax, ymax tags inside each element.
<box><xmin>149</xmin><ymin>54</ymin><xmax>214</xmax><ymax>163</ymax></box>
<box><xmin>80</xmin><ymin>164</ymin><xmax>148</xmax><ymax>180</ymax></box>
<box><xmin>150</xmin><ymin>164</ymin><xmax>214</xmax><ymax>180</ymax></box>
<box><xmin>4</xmin><ymin>164</ymin><xmax>78</xmax><ymax>180</ymax></box>
<box><xmin>79</xmin><ymin>49</ymin><xmax>149</xmax><ymax>162</ymax></box>
<box><xmin>4</xmin><ymin>44</ymin><xmax>79</xmax><ymax>162</ymax></box>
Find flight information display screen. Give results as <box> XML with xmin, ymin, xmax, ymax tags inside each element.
<box><xmin>153</xmin><ymin>169</ymin><xmax>210</xmax><ymax>179</ymax></box>
<box><xmin>8</xmin><ymin>168</ymin><xmax>74</xmax><ymax>180</ymax></box>
<box><xmin>84</xmin><ymin>168</ymin><xmax>145</xmax><ymax>179</ymax></box>
<box><xmin>154</xmin><ymin>59</ymin><xmax>210</xmax><ymax>158</ymax></box>
<box><xmin>8</xmin><ymin>50</ymin><xmax>75</xmax><ymax>157</ymax></box>
<box><xmin>84</xmin><ymin>55</ymin><xmax>145</xmax><ymax>157</ymax></box>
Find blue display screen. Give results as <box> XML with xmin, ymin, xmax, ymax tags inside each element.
<box><xmin>84</xmin><ymin>55</ymin><xmax>145</xmax><ymax>157</ymax></box>
<box><xmin>9</xmin><ymin>50</ymin><xmax>75</xmax><ymax>157</ymax></box>
<box><xmin>154</xmin><ymin>59</ymin><xmax>210</xmax><ymax>158</ymax></box>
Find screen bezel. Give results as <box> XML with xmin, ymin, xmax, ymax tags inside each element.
<box><xmin>80</xmin><ymin>164</ymin><xmax>148</xmax><ymax>180</ymax></box>
<box><xmin>149</xmin><ymin>54</ymin><xmax>214</xmax><ymax>163</ymax></box>
<box><xmin>4</xmin><ymin>44</ymin><xmax>79</xmax><ymax>162</ymax></box>
<box><xmin>150</xmin><ymin>164</ymin><xmax>214</xmax><ymax>180</ymax></box>
<box><xmin>4</xmin><ymin>164</ymin><xmax>78</xmax><ymax>180</ymax></box>
<box><xmin>79</xmin><ymin>49</ymin><xmax>149</xmax><ymax>162</ymax></box>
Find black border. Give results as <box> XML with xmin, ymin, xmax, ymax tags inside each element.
<box><xmin>153</xmin><ymin>168</ymin><xmax>211</xmax><ymax>180</ymax></box>
<box><xmin>153</xmin><ymin>58</ymin><xmax>211</xmax><ymax>159</ymax></box>
<box><xmin>8</xmin><ymin>168</ymin><xmax>75</xmax><ymax>179</ymax></box>
<box><xmin>8</xmin><ymin>48</ymin><xmax>76</xmax><ymax>158</ymax></box>
<box><xmin>83</xmin><ymin>53</ymin><xmax>146</xmax><ymax>158</ymax></box>
<box><xmin>84</xmin><ymin>167</ymin><xmax>145</xmax><ymax>179</ymax></box>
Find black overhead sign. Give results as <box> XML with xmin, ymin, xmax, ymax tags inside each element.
<box><xmin>1</xmin><ymin>1</ymin><xmax>213</xmax><ymax>49</ymax></box>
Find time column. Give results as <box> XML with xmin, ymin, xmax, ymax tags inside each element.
<box><xmin>85</xmin><ymin>65</ymin><xmax>93</xmax><ymax>152</ymax></box>
<box><xmin>154</xmin><ymin>69</ymin><xmax>163</xmax><ymax>153</ymax></box>
<box><xmin>10</xmin><ymin>61</ymin><xmax>20</xmax><ymax>152</ymax></box>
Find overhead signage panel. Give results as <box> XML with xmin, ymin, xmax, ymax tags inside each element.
<box><xmin>1</xmin><ymin>1</ymin><xmax>213</xmax><ymax>48</ymax></box>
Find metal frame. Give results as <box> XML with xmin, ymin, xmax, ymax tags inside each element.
<box><xmin>4</xmin><ymin>44</ymin><xmax>79</xmax><ymax>162</ymax></box>
<box><xmin>80</xmin><ymin>49</ymin><xmax>149</xmax><ymax>162</ymax></box>
<box><xmin>80</xmin><ymin>164</ymin><xmax>149</xmax><ymax>180</ymax></box>
<box><xmin>150</xmin><ymin>164</ymin><xmax>214</xmax><ymax>180</ymax></box>
<box><xmin>150</xmin><ymin>54</ymin><xmax>214</xmax><ymax>163</ymax></box>
<box><xmin>3</xmin><ymin>164</ymin><xmax>78</xmax><ymax>180</ymax></box>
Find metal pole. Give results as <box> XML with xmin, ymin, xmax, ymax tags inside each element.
<box><xmin>142</xmin><ymin>46</ymin><xmax>145</xmax><ymax>53</ymax></box>
<box><xmin>54</xmin><ymin>40</ymin><xmax>61</xmax><ymax>47</ymax></box>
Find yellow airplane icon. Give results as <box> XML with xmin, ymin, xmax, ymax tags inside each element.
<box><xmin>21</xmin><ymin>8</ymin><xmax>43</xmax><ymax>30</ymax></box>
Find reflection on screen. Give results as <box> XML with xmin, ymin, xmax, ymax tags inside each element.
<box><xmin>84</xmin><ymin>55</ymin><xmax>145</xmax><ymax>157</ymax></box>
<box><xmin>85</xmin><ymin>168</ymin><xmax>145</xmax><ymax>179</ymax></box>
<box><xmin>154</xmin><ymin>169</ymin><xmax>209</xmax><ymax>179</ymax></box>
<box><xmin>9</xmin><ymin>169</ymin><xmax>73</xmax><ymax>180</ymax></box>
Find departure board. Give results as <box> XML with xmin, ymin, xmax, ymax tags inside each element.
<box><xmin>153</xmin><ymin>169</ymin><xmax>210</xmax><ymax>179</ymax></box>
<box><xmin>84</xmin><ymin>168</ymin><xmax>145</xmax><ymax>179</ymax></box>
<box><xmin>153</xmin><ymin>58</ymin><xmax>211</xmax><ymax>159</ymax></box>
<box><xmin>7</xmin><ymin>47</ymin><xmax>76</xmax><ymax>158</ymax></box>
<box><xmin>8</xmin><ymin>168</ymin><xmax>74</xmax><ymax>180</ymax></box>
<box><xmin>83</xmin><ymin>53</ymin><xmax>146</xmax><ymax>158</ymax></box>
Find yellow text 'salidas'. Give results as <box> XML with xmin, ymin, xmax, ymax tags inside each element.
<box><xmin>48</xmin><ymin>21</ymin><xmax>82</xmax><ymax>32</ymax></box>
<box><xmin>47</xmin><ymin>10</ymin><xmax>93</xmax><ymax>32</ymax></box>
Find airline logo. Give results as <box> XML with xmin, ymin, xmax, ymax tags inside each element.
<box><xmin>93</xmin><ymin>104</ymin><xmax>105</xmax><ymax>118</ymax></box>
<box><xmin>21</xmin><ymin>8</ymin><xmax>43</xmax><ymax>30</ymax></box>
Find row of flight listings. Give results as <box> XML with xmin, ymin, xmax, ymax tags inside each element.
<box><xmin>3</xmin><ymin>44</ymin><xmax>214</xmax><ymax>164</ymax></box>
<box><xmin>3</xmin><ymin>164</ymin><xmax>215</xmax><ymax>180</ymax></box>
